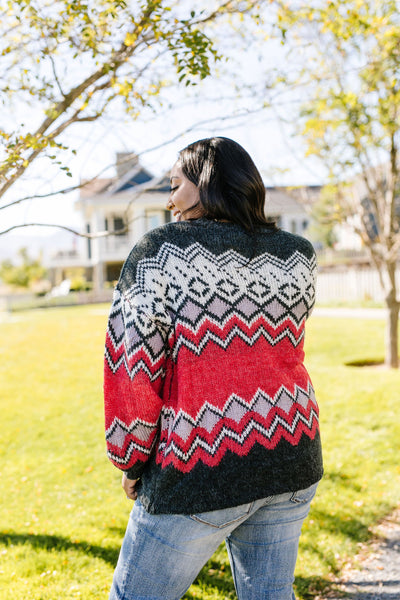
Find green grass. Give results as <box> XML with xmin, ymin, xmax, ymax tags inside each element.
<box><xmin>0</xmin><ymin>305</ymin><xmax>399</xmax><ymax>599</ymax></box>
<box><xmin>315</xmin><ymin>299</ymin><xmax>385</xmax><ymax>309</ymax></box>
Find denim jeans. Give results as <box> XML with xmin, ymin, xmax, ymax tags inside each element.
<box><xmin>109</xmin><ymin>482</ymin><xmax>318</xmax><ymax>600</ymax></box>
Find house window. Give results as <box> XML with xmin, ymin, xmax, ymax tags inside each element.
<box><xmin>103</xmin><ymin>216</ymin><xmax>128</xmax><ymax>253</ymax></box>
<box><xmin>105</xmin><ymin>216</ymin><xmax>127</xmax><ymax>235</ymax></box>
<box><xmin>86</xmin><ymin>223</ymin><xmax>91</xmax><ymax>259</ymax></box>
<box><xmin>146</xmin><ymin>211</ymin><xmax>163</xmax><ymax>231</ymax></box>
<box><xmin>106</xmin><ymin>262</ymin><xmax>124</xmax><ymax>283</ymax></box>
<box><xmin>113</xmin><ymin>217</ymin><xmax>125</xmax><ymax>234</ymax></box>
<box><xmin>290</xmin><ymin>219</ymin><xmax>297</xmax><ymax>234</ymax></box>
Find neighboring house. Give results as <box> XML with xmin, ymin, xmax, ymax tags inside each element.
<box><xmin>48</xmin><ymin>153</ymin><xmax>172</xmax><ymax>290</ymax></box>
<box><xmin>265</xmin><ymin>185</ymin><xmax>321</xmax><ymax>237</ymax></box>
<box><xmin>47</xmin><ymin>153</ymin><xmax>322</xmax><ymax>291</ymax></box>
<box><xmin>75</xmin><ymin>153</ymin><xmax>173</xmax><ymax>290</ymax></box>
<box><xmin>333</xmin><ymin>165</ymin><xmax>400</xmax><ymax>252</ymax></box>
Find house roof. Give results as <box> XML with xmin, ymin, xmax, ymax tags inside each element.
<box><xmin>140</xmin><ymin>173</ymin><xmax>171</xmax><ymax>193</ymax></box>
<box><xmin>79</xmin><ymin>154</ymin><xmax>167</xmax><ymax>201</ymax></box>
<box><xmin>108</xmin><ymin>164</ymin><xmax>153</xmax><ymax>193</ymax></box>
<box><xmin>265</xmin><ymin>186</ymin><xmax>321</xmax><ymax>216</ymax></box>
<box><xmin>78</xmin><ymin>153</ymin><xmax>322</xmax><ymax>219</ymax></box>
<box><xmin>80</xmin><ymin>178</ymin><xmax>114</xmax><ymax>198</ymax></box>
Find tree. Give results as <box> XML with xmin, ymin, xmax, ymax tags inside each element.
<box><xmin>0</xmin><ymin>247</ymin><xmax>47</xmax><ymax>288</ymax></box>
<box><xmin>308</xmin><ymin>187</ymin><xmax>339</xmax><ymax>250</ymax></box>
<box><xmin>274</xmin><ymin>0</ymin><xmax>400</xmax><ymax>367</ymax></box>
<box><xmin>0</xmin><ymin>0</ymin><xmax>264</xmax><ymax>233</ymax></box>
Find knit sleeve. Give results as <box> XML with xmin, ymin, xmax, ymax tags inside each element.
<box><xmin>103</xmin><ymin>235</ymin><xmax>172</xmax><ymax>480</ymax></box>
<box><xmin>304</xmin><ymin>240</ymin><xmax>317</xmax><ymax>316</ymax></box>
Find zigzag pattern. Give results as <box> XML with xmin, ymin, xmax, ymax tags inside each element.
<box><xmin>175</xmin><ymin>294</ymin><xmax>310</xmax><ymax>332</ymax></box>
<box><xmin>105</xmin><ymin>384</ymin><xmax>319</xmax><ymax>470</ymax></box>
<box><xmin>105</xmin><ymin>242</ymin><xmax>316</xmax><ymax>376</ymax></box>
<box><xmin>106</xmin><ymin>416</ymin><xmax>158</xmax><ymax>466</ymax></box>
<box><xmin>130</xmin><ymin>244</ymin><xmax>316</xmax><ymax>321</ymax></box>
<box><xmin>135</xmin><ymin>243</ymin><xmax>316</xmax><ymax>277</ymax></box>
<box><xmin>105</xmin><ymin>288</ymin><xmax>169</xmax><ymax>378</ymax></box>
<box><xmin>158</xmin><ymin>408</ymin><xmax>319</xmax><ymax>469</ymax></box>
<box><xmin>172</xmin><ymin>321</ymin><xmax>304</xmax><ymax>360</ymax></box>
<box><xmin>106</xmin><ymin>416</ymin><xmax>157</xmax><ymax>448</ymax></box>
<box><xmin>107</xmin><ymin>439</ymin><xmax>153</xmax><ymax>466</ymax></box>
<box><xmin>160</xmin><ymin>383</ymin><xmax>315</xmax><ymax>433</ymax></box>
<box><xmin>104</xmin><ymin>349</ymin><xmax>166</xmax><ymax>382</ymax></box>
<box><xmin>155</xmin><ymin>384</ymin><xmax>319</xmax><ymax>471</ymax></box>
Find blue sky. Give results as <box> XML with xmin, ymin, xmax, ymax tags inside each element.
<box><xmin>0</xmin><ymin>23</ymin><xmax>326</xmax><ymax>256</ymax></box>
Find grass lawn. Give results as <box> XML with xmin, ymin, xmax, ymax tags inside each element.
<box><xmin>0</xmin><ymin>305</ymin><xmax>399</xmax><ymax>599</ymax></box>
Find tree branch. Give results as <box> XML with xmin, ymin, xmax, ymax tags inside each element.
<box><xmin>0</xmin><ymin>223</ymin><xmax>95</xmax><ymax>237</ymax></box>
<box><xmin>0</xmin><ymin>0</ymin><xmax>270</xmax><ymax>215</ymax></box>
<box><xmin>0</xmin><ymin>104</ymin><xmax>271</xmax><ymax>212</ymax></box>
<box><xmin>0</xmin><ymin>211</ymin><xmax>147</xmax><ymax>238</ymax></box>
<box><xmin>0</xmin><ymin>4</ymin><xmax>161</xmax><ymax>198</ymax></box>
<box><xmin>48</xmin><ymin>52</ymin><xmax>65</xmax><ymax>98</ymax></box>
<box><xmin>0</xmin><ymin>222</ymin><xmax>125</xmax><ymax>238</ymax></box>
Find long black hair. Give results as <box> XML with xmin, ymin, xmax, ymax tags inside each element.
<box><xmin>178</xmin><ymin>137</ymin><xmax>276</xmax><ymax>231</ymax></box>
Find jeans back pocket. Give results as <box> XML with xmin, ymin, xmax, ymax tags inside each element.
<box><xmin>190</xmin><ymin>501</ymin><xmax>254</xmax><ymax>529</ymax></box>
<box><xmin>290</xmin><ymin>482</ymin><xmax>319</xmax><ymax>504</ymax></box>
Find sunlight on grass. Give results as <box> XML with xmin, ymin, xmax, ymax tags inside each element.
<box><xmin>0</xmin><ymin>306</ymin><xmax>399</xmax><ymax>599</ymax></box>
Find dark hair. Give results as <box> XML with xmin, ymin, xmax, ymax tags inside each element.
<box><xmin>178</xmin><ymin>137</ymin><xmax>275</xmax><ymax>231</ymax></box>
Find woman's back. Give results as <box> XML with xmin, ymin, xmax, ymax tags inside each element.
<box><xmin>104</xmin><ymin>218</ymin><xmax>323</xmax><ymax>514</ymax></box>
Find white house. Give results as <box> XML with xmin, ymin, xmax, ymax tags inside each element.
<box><xmin>48</xmin><ymin>153</ymin><xmax>172</xmax><ymax>290</ymax></box>
<box><xmin>265</xmin><ymin>185</ymin><xmax>321</xmax><ymax>236</ymax></box>
<box><xmin>47</xmin><ymin>153</ymin><xmax>322</xmax><ymax>291</ymax></box>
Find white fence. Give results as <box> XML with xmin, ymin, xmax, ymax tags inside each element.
<box><xmin>1</xmin><ymin>269</ymin><xmax>397</xmax><ymax>309</ymax></box>
<box><xmin>316</xmin><ymin>267</ymin><xmax>400</xmax><ymax>302</ymax></box>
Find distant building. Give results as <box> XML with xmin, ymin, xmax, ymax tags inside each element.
<box><xmin>75</xmin><ymin>153</ymin><xmax>173</xmax><ymax>290</ymax></box>
<box><xmin>47</xmin><ymin>153</ymin><xmax>323</xmax><ymax>291</ymax></box>
<box><xmin>265</xmin><ymin>185</ymin><xmax>321</xmax><ymax>236</ymax></box>
<box><xmin>48</xmin><ymin>153</ymin><xmax>172</xmax><ymax>289</ymax></box>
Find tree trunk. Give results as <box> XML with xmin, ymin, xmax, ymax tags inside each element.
<box><xmin>384</xmin><ymin>263</ymin><xmax>400</xmax><ymax>368</ymax></box>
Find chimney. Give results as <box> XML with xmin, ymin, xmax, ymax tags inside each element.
<box><xmin>116</xmin><ymin>152</ymin><xmax>138</xmax><ymax>178</ymax></box>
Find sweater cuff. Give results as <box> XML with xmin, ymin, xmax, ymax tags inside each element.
<box><xmin>124</xmin><ymin>464</ymin><xmax>145</xmax><ymax>480</ymax></box>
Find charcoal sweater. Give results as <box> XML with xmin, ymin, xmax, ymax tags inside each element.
<box><xmin>104</xmin><ymin>218</ymin><xmax>323</xmax><ymax>514</ymax></box>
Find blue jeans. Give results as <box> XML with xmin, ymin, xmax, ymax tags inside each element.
<box><xmin>109</xmin><ymin>482</ymin><xmax>318</xmax><ymax>600</ymax></box>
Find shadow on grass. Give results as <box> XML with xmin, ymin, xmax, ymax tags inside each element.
<box><xmin>344</xmin><ymin>357</ymin><xmax>384</xmax><ymax>367</ymax></box>
<box><xmin>323</xmin><ymin>470</ymin><xmax>363</xmax><ymax>492</ymax></box>
<box><xmin>184</xmin><ymin>562</ymin><xmax>334</xmax><ymax>600</ymax></box>
<box><xmin>0</xmin><ymin>528</ymin><xmax>365</xmax><ymax>600</ymax></box>
<box><xmin>184</xmin><ymin>548</ymin><xmax>335</xmax><ymax>600</ymax></box>
<box><xmin>294</xmin><ymin>575</ymin><xmax>336</xmax><ymax>599</ymax></box>
<box><xmin>106</xmin><ymin>524</ymin><xmax>128</xmax><ymax>537</ymax></box>
<box><xmin>0</xmin><ymin>531</ymin><xmax>119</xmax><ymax>566</ymax></box>
<box><xmin>184</xmin><ymin>555</ymin><xmax>236</xmax><ymax>598</ymax></box>
<box><xmin>311</xmin><ymin>509</ymin><xmax>370</xmax><ymax>542</ymax></box>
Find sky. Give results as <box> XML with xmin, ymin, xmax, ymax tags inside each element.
<box><xmin>0</xmin><ymin>13</ymin><xmax>326</xmax><ymax>259</ymax></box>
<box><xmin>1</xmin><ymin>110</ymin><xmax>322</xmax><ymax>260</ymax></box>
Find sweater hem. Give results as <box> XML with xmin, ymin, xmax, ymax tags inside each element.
<box><xmin>138</xmin><ymin>469</ymin><xmax>324</xmax><ymax>515</ymax></box>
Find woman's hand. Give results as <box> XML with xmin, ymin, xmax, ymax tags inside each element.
<box><xmin>122</xmin><ymin>473</ymin><xmax>139</xmax><ymax>500</ymax></box>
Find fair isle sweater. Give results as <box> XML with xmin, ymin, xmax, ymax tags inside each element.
<box><xmin>104</xmin><ymin>218</ymin><xmax>323</xmax><ymax>514</ymax></box>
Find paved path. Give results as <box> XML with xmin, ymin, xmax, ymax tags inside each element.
<box><xmin>324</xmin><ymin>508</ymin><xmax>400</xmax><ymax>600</ymax></box>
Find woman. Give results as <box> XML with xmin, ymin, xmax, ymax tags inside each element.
<box><xmin>104</xmin><ymin>137</ymin><xmax>323</xmax><ymax>600</ymax></box>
